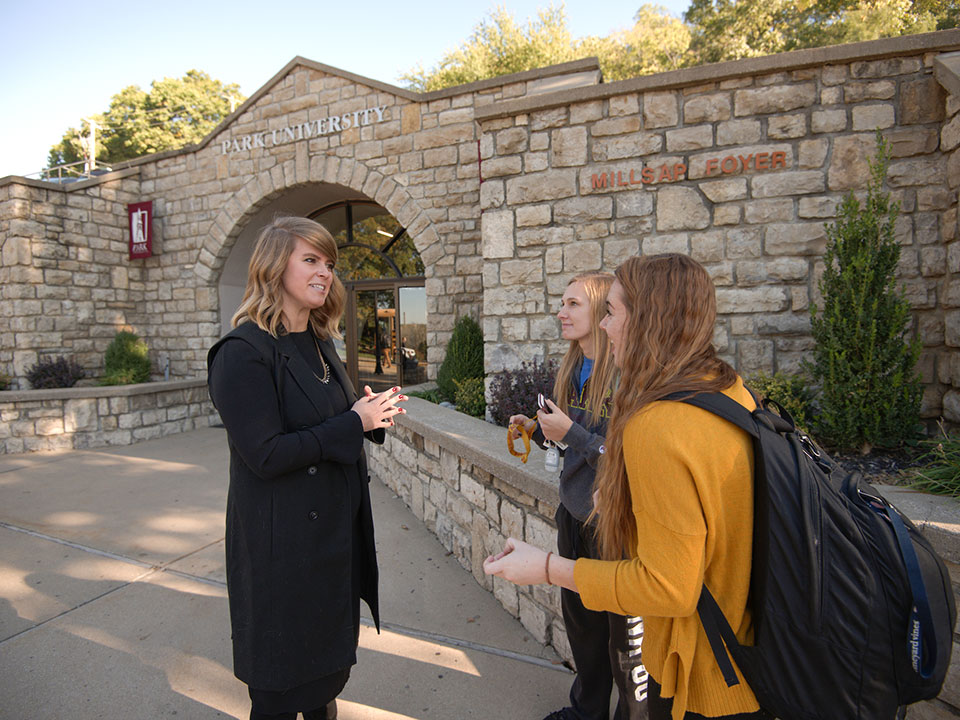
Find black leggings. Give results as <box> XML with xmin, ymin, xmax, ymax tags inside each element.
<box><xmin>647</xmin><ymin>678</ymin><xmax>770</xmax><ymax>720</ymax></box>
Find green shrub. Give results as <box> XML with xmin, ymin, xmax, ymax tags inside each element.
<box><xmin>0</xmin><ymin>372</ymin><xmax>11</xmax><ymax>391</ymax></box>
<box><xmin>906</xmin><ymin>423</ymin><xmax>960</xmax><ymax>498</ymax></box>
<box><xmin>409</xmin><ymin>388</ymin><xmax>443</xmax><ymax>404</ymax></box>
<box><xmin>487</xmin><ymin>358</ymin><xmax>558</xmax><ymax>426</ymax></box>
<box><xmin>808</xmin><ymin>131</ymin><xmax>922</xmax><ymax>453</ymax></box>
<box><xmin>454</xmin><ymin>377</ymin><xmax>486</xmax><ymax>418</ymax></box>
<box><xmin>26</xmin><ymin>356</ymin><xmax>84</xmax><ymax>389</ymax></box>
<box><xmin>436</xmin><ymin>315</ymin><xmax>483</xmax><ymax>402</ymax></box>
<box><xmin>746</xmin><ymin>371</ymin><xmax>817</xmax><ymax>434</ymax></box>
<box><xmin>101</xmin><ymin>331</ymin><xmax>151</xmax><ymax>386</ymax></box>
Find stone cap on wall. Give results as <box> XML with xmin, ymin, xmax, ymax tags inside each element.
<box><xmin>476</xmin><ymin>28</ymin><xmax>960</xmax><ymax>122</ymax></box>
<box><xmin>0</xmin><ymin>378</ymin><xmax>207</xmax><ymax>403</ymax></box>
<box><xmin>0</xmin><ymin>167</ymin><xmax>140</xmax><ymax>192</ymax></box>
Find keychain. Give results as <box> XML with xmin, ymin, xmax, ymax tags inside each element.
<box><xmin>538</xmin><ymin>393</ymin><xmax>561</xmax><ymax>472</ymax></box>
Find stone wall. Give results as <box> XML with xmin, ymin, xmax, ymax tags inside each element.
<box><xmin>476</xmin><ymin>33</ymin><xmax>960</xmax><ymax>422</ymax></box>
<box><xmin>0</xmin><ymin>380</ymin><xmax>216</xmax><ymax>453</ymax></box>
<box><xmin>372</xmin><ymin>400</ymin><xmax>960</xmax><ymax>717</ymax></box>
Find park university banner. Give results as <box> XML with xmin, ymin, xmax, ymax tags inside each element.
<box><xmin>128</xmin><ymin>201</ymin><xmax>152</xmax><ymax>259</ymax></box>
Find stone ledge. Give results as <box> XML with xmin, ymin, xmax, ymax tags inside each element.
<box><xmin>0</xmin><ymin>378</ymin><xmax>206</xmax><ymax>403</ymax></box>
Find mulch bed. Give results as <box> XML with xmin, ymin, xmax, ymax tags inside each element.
<box><xmin>829</xmin><ymin>447</ymin><xmax>923</xmax><ymax>486</ymax></box>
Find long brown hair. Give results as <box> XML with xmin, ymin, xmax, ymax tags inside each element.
<box><xmin>553</xmin><ymin>273</ymin><xmax>617</xmax><ymax>425</ymax></box>
<box><xmin>591</xmin><ymin>254</ymin><xmax>737</xmax><ymax>560</ymax></box>
<box><xmin>232</xmin><ymin>216</ymin><xmax>345</xmax><ymax>339</ymax></box>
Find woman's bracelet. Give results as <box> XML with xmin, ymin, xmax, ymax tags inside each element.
<box><xmin>545</xmin><ymin>551</ymin><xmax>553</xmax><ymax>585</ymax></box>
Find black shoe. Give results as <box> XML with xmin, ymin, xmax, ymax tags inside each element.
<box><xmin>541</xmin><ymin>711</ymin><xmax>570</xmax><ymax>720</ymax></box>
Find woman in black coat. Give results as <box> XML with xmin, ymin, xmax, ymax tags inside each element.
<box><xmin>207</xmin><ymin>216</ymin><xmax>406</xmax><ymax>720</ymax></box>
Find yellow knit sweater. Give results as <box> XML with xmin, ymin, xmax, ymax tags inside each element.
<box><xmin>574</xmin><ymin>377</ymin><xmax>760</xmax><ymax>720</ymax></box>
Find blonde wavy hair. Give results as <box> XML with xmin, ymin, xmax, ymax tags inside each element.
<box><xmin>591</xmin><ymin>254</ymin><xmax>737</xmax><ymax>560</ymax></box>
<box><xmin>553</xmin><ymin>273</ymin><xmax>617</xmax><ymax>425</ymax></box>
<box><xmin>231</xmin><ymin>216</ymin><xmax>345</xmax><ymax>339</ymax></box>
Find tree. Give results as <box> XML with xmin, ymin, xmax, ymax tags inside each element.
<box><xmin>685</xmin><ymin>0</ymin><xmax>947</xmax><ymax>64</ymax></box>
<box><xmin>808</xmin><ymin>131</ymin><xmax>922</xmax><ymax>453</ymax></box>
<box><xmin>400</xmin><ymin>3</ymin><xmax>691</xmax><ymax>91</ymax></box>
<box><xmin>47</xmin><ymin>70</ymin><xmax>244</xmax><ymax>170</ymax></box>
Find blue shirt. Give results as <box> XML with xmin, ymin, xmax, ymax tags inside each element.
<box><xmin>577</xmin><ymin>357</ymin><xmax>594</xmax><ymax>394</ymax></box>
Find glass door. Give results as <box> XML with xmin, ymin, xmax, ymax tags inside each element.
<box><xmin>398</xmin><ymin>286</ymin><xmax>427</xmax><ymax>386</ymax></box>
<box><xmin>355</xmin><ymin>288</ymin><xmax>399</xmax><ymax>393</ymax></box>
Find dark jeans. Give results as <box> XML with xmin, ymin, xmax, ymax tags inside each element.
<box><xmin>557</xmin><ymin>504</ymin><xmax>648</xmax><ymax>720</ymax></box>
<box><xmin>647</xmin><ymin>678</ymin><xmax>770</xmax><ymax>720</ymax></box>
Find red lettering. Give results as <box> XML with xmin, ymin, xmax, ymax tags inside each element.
<box><xmin>721</xmin><ymin>156</ymin><xmax>737</xmax><ymax>174</ymax></box>
<box><xmin>630</xmin><ymin>168</ymin><xmax>642</xmax><ymax>184</ymax></box>
<box><xmin>591</xmin><ymin>173</ymin><xmax>608</xmax><ymax>189</ymax></box>
<box><xmin>756</xmin><ymin>152</ymin><xmax>770</xmax><ymax>170</ymax></box>
<box><xmin>641</xmin><ymin>167</ymin><xmax>655</xmax><ymax>184</ymax></box>
<box><xmin>738</xmin><ymin>154</ymin><xmax>753</xmax><ymax>171</ymax></box>
<box><xmin>673</xmin><ymin>163</ymin><xmax>687</xmax><ymax>181</ymax></box>
<box><xmin>657</xmin><ymin>164</ymin><xmax>673</xmax><ymax>182</ymax></box>
<box><xmin>706</xmin><ymin>157</ymin><xmax>719</xmax><ymax>176</ymax></box>
<box><xmin>617</xmin><ymin>171</ymin><xmax>629</xmax><ymax>187</ymax></box>
<box><xmin>771</xmin><ymin>151</ymin><xmax>787</xmax><ymax>169</ymax></box>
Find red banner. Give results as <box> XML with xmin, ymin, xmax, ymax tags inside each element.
<box><xmin>128</xmin><ymin>201</ymin><xmax>153</xmax><ymax>259</ymax></box>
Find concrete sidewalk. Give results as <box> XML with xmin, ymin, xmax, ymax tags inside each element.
<box><xmin>0</xmin><ymin>427</ymin><xmax>572</xmax><ymax>720</ymax></box>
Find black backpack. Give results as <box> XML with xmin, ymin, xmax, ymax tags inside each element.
<box><xmin>669</xmin><ymin>391</ymin><xmax>956</xmax><ymax>720</ymax></box>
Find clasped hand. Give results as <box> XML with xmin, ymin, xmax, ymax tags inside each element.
<box><xmin>352</xmin><ymin>385</ymin><xmax>407</xmax><ymax>431</ymax></box>
<box><xmin>508</xmin><ymin>398</ymin><xmax>572</xmax><ymax>444</ymax></box>
<box><xmin>483</xmin><ymin>538</ymin><xmax>549</xmax><ymax>585</ymax></box>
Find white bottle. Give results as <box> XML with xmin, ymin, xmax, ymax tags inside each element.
<box><xmin>544</xmin><ymin>442</ymin><xmax>560</xmax><ymax>471</ymax></box>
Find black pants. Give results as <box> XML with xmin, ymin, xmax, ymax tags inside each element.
<box><xmin>557</xmin><ymin>504</ymin><xmax>648</xmax><ymax>720</ymax></box>
<box><xmin>647</xmin><ymin>678</ymin><xmax>770</xmax><ymax>720</ymax></box>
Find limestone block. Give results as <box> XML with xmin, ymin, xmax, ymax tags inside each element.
<box><xmin>496</xmin><ymin>127</ymin><xmax>527</xmax><ymax>155</ymax></box>
<box><xmin>590</xmin><ymin>117</ymin><xmax>642</xmax><ymax>137</ymax></box>
<box><xmin>480</xmin><ymin>179</ymin><xmax>505</xmax><ymax>210</ymax></box>
<box><xmin>949</xmin><ymin>150</ymin><xmax>960</xmax><ymax>189</ymax></box>
<box><xmin>64</xmin><ymin>398</ymin><xmax>97</xmax><ymax>433</ymax></box>
<box><xmin>714</xmin><ymin>205</ymin><xmax>742</xmax><ymax>225</ymax></box>
<box><xmin>482</xmin><ymin>156</ymin><xmax>523</xmax><ymax>178</ymax></box>
<box><xmin>506</xmin><ymin>170</ymin><xmax>577</xmax><ymax>204</ymax></box>
<box><xmin>616</xmin><ymin>192</ymin><xmax>654</xmax><ymax>218</ymax></box>
<box><xmin>689</xmin><ymin>231</ymin><xmax>723</xmax><ymax>263</ymax></box>
<box><xmin>851</xmin><ymin>57</ymin><xmax>921</xmax><ymax>78</ymax></box>
<box><xmin>604</xmin><ymin>237</ymin><xmax>641</xmax><ymax>266</ymax></box>
<box><xmin>798</xmin><ymin>196</ymin><xmax>838</xmax><ymax>218</ymax></box>
<box><xmin>481</xmin><ymin>210</ymin><xmax>514</xmax><ymax>259</ymax></box>
<box><xmin>717</xmin><ymin>119</ymin><xmax>761</xmax><ymax>146</ymax></box>
<box><xmin>766</xmin><ymin>257</ymin><xmax>810</xmax><ymax>281</ymax></box>
<box><xmin>768</xmin><ymin>114</ymin><xmax>807</xmax><ymax>139</ymax></box>
<box><xmin>888</xmin><ymin>158</ymin><xmax>946</xmax><ymax>188</ymax></box>
<box><xmin>725</xmin><ymin>228</ymin><xmax>762</xmax><ymax>258</ymax></box>
<box><xmin>518</xmin><ymin>594</ymin><xmax>550</xmax><ymax>645</ymax></box>
<box><xmin>524</xmin><ymin>152</ymin><xmax>548</xmax><ymax>173</ymax></box>
<box><xmin>551</xmin><ymin>127</ymin><xmax>588</xmax><ymax>167</ymax></box>
<box><xmin>828</xmin><ymin>134</ymin><xmax>875</xmax><ymax>191</ymax></box>
<box><xmin>554</xmin><ymin>196</ymin><xmax>613</xmax><ymax>223</ymax></box>
<box><xmin>918</xmin><ymin>315</ymin><xmax>944</xmax><ymax>346</ymax></box>
<box><xmin>688</xmin><ymin>143</ymin><xmax>792</xmax><ymax>180</ymax></box>
<box><xmin>852</xmin><ymin>103</ymin><xmax>895</xmax><ymax>131</ymax></box>
<box><xmin>752</xmin><ymin>171</ymin><xmax>825</xmax><ymax>198</ymax></box>
<box><xmin>822</xmin><ymin>64</ymin><xmax>847</xmax><ymax>85</ymax></box>
<box><xmin>799</xmin><ymin>139</ymin><xmax>829</xmax><ymax>168</ymax></box>
<box><xmin>609</xmin><ymin>94</ymin><xmax>639</xmax><ymax>117</ymax></box>
<box><xmin>643</xmin><ymin>92</ymin><xmax>678</xmax><ymax>128</ymax></box>
<box><xmin>570</xmin><ymin>101</ymin><xmax>603</xmax><ymax>124</ymax></box>
<box><xmin>701</xmin><ymin>178</ymin><xmax>748</xmax><ymax>203</ymax></box>
<box><xmin>643</xmin><ymin>233</ymin><xmax>690</xmax><ymax>255</ymax></box>
<box><xmin>684</xmin><ymin>94</ymin><xmax>732</xmax><ymax>123</ymax></box>
<box><xmin>516</xmin><ymin>204</ymin><xmax>551</xmax><ymax>227</ymax></box>
<box><xmin>516</xmin><ymin>225</ymin><xmax>575</xmax><ymax>248</ymax></box>
<box><xmin>716</xmin><ymin>286</ymin><xmax>788</xmax><ymax>313</ymax></box>
<box><xmin>413</xmin><ymin>123</ymin><xmax>474</xmax><ymax>150</ymax></box>
<box><xmin>946</xmin><ymin>310</ymin><xmax>960</xmax><ymax>347</ymax></box>
<box><xmin>812</xmin><ymin>109</ymin><xmax>848</xmax><ymax>134</ymax></box>
<box><xmin>563</xmin><ymin>241</ymin><xmax>603</xmax><ymax>272</ymax></box>
<box><xmin>499</xmin><ymin>258</ymin><xmax>543</xmax><ymax>286</ymax></box>
<box><xmin>744</xmin><ymin>199</ymin><xmax>793</xmax><ymax>224</ymax></box>
<box><xmin>666</xmin><ymin>125</ymin><xmax>713</xmax><ymax>152</ymax></box>
<box><xmin>35</xmin><ymin>417</ymin><xmax>64</xmax><ymax>436</ymax></box>
<box><xmin>944</xmin><ymin>390</ymin><xmax>960</xmax><ymax>422</ymax></box>
<box><xmin>530</xmin><ymin>316</ymin><xmax>558</xmax><ymax>340</ymax></box>
<box><xmin>734</xmin><ymin>84</ymin><xmax>816</xmax><ymax>116</ymax></box>
<box><xmin>843</xmin><ymin>80</ymin><xmax>895</xmax><ymax>102</ymax></box>
<box><xmin>917</xmin><ymin>187</ymin><xmax>955</xmax><ymax>211</ymax></box>
<box><xmin>820</xmin><ymin>87</ymin><xmax>842</xmax><ymax>104</ymax></box>
<box><xmin>592</xmin><ymin>133</ymin><xmax>662</xmax><ymax>161</ymax></box>
<box><xmin>423</xmin><ymin>146</ymin><xmax>457</xmax><ymax>168</ymax></box>
<box><xmin>900</xmin><ymin>76</ymin><xmax>946</xmax><ymax>125</ymax></box>
<box><xmin>500</xmin><ymin>317</ymin><xmax>527</xmax><ymax>342</ymax></box>
<box><xmin>765</xmin><ymin>223</ymin><xmax>828</xmax><ymax>256</ymax></box>
<box><xmin>942</xmin><ymin>114</ymin><xmax>960</xmax><ymax>153</ymax></box>
<box><xmin>657</xmin><ymin>187</ymin><xmax>709</xmax><ymax>231</ymax></box>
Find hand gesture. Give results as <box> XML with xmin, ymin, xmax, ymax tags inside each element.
<box><xmin>483</xmin><ymin>538</ymin><xmax>548</xmax><ymax>585</ymax></box>
<box><xmin>508</xmin><ymin>413</ymin><xmax>536</xmax><ymax>439</ymax></box>
<box><xmin>352</xmin><ymin>385</ymin><xmax>408</xmax><ymax>432</ymax></box>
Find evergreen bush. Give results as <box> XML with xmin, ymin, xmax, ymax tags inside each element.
<box><xmin>808</xmin><ymin>130</ymin><xmax>922</xmax><ymax>453</ymax></box>
<box><xmin>26</xmin><ymin>356</ymin><xmax>85</xmax><ymax>389</ymax></box>
<box><xmin>0</xmin><ymin>372</ymin><xmax>11</xmax><ymax>391</ymax></box>
<box><xmin>436</xmin><ymin>315</ymin><xmax>484</xmax><ymax>401</ymax></box>
<box><xmin>101</xmin><ymin>330</ymin><xmax>152</xmax><ymax>386</ymax></box>
<box><xmin>746</xmin><ymin>371</ymin><xmax>817</xmax><ymax>434</ymax></box>
<box><xmin>454</xmin><ymin>377</ymin><xmax>487</xmax><ymax>418</ymax></box>
<box><xmin>487</xmin><ymin>358</ymin><xmax>557</xmax><ymax>426</ymax></box>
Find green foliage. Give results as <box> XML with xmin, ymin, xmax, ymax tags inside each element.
<box><xmin>746</xmin><ymin>371</ymin><xmax>817</xmax><ymax>433</ymax></box>
<box><xmin>808</xmin><ymin>131</ymin><xmax>922</xmax><ymax>452</ymax></box>
<box><xmin>409</xmin><ymin>388</ymin><xmax>443</xmax><ymax>404</ymax></box>
<box><xmin>26</xmin><ymin>356</ymin><xmax>85</xmax><ymax>389</ymax></box>
<box><xmin>454</xmin><ymin>377</ymin><xmax>487</xmax><ymax>418</ymax></box>
<box><xmin>0</xmin><ymin>372</ymin><xmax>10</xmax><ymax>391</ymax></box>
<box><xmin>436</xmin><ymin>316</ymin><xmax>484</xmax><ymax>402</ymax></box>
<box><xmin>47</xmin><ymin>70</ymin><xmax>245</xmax><ymax>169</ymax></box>
<box><xmin>907</xmin><ymin>422</ymin><xmax>960</xmax><ymax>498</ymax></box>
<box><xmin>101</xmin><ymin>331</ymin><xmax>152</xmax><ymax>386</ymax></box>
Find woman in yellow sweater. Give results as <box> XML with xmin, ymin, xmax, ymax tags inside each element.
<box><xmin>485</xmin><ymin>254</ymin><xmax>766</xmax><ymax>720</ymax></box>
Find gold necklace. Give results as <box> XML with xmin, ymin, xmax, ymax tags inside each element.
<box><xmin>311</xmin><ymin>335</ymin><xmax>331</xmax><ymax>384</ymax></box>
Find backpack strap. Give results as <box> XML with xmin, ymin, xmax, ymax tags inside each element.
<box><xmin>661</xmin><ymin>391</ymin><xmax>760</xmax><ymax>439</ymax></box>
<box><xmin>697</xmin><ymin>585</ymin><xmax>742</xmax><ymax>688</ymax></box>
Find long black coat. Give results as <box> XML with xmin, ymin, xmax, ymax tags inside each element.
<box><xmin>207</xmin><ymin>321</ymin><xmax>382</xmax><ymax>691</ymax></box>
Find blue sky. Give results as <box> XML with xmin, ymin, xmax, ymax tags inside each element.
<box><xmin>0</xmin><ymin>0</ymin><xmax>691</xmax><ymax>178</ymax></box>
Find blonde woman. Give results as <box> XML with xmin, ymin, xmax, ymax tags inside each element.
<box><xmin>487</xmin><ymin>255</ymin><xmax>764</xmax><ymax>720</ymax></box>
<box><xmin>207</xmin><ymin>216</ymin><xmax>406</xmax><ymax>720</ymax></box>
<box><xmin>510</xmin><ymin>273</ymin><xmax>646</xmax><ymax>720</ymax></box>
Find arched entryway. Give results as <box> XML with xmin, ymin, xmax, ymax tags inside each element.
<box><xmin>310</xmin><ymin>200</ymin><xmax>426</xmax><ymax>392</ymax></box>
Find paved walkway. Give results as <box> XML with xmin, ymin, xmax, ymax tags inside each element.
<box><xmin>0</xmin><ymin>428</ymin><xmax>572</xmax><ymax>720</ymax></box>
